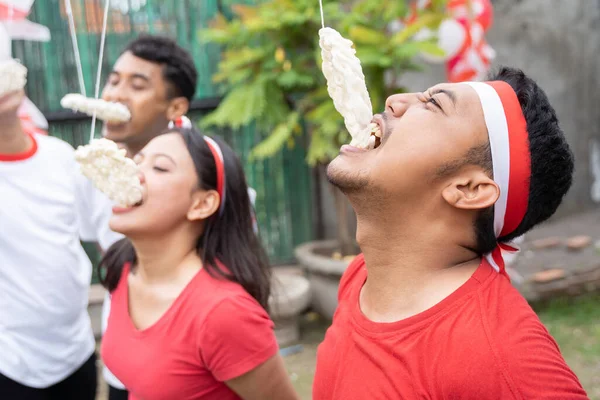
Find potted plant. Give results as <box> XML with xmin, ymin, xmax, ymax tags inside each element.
<box><xmin>201</xmin><ymin>0</ymin><xmax>448</xmax><ymax>319</ymax></box>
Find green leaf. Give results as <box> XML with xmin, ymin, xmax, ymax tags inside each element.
<box><xmin>201</xmin><ymin>0</ymin><xmax>450</xmax><ymax>165</ymax></box>
<box><xmin>250</xmin><ymin>112</ymin><xmax>300</xmax><ymax>160</ymax></box>
<box><xmin>392</xmin><ymin>41</ymin><xmax>425</xmax><ymax>60</ymax></box>
<box><xmin>418</xmin><ymin>41</ymin><xmax>446</xmax><ymax>57</ymax></box>
<box><xmin>213</xmin><ymin>67</ymin><xmax>253</xmax><ymax>85</ymax></box>
<box><xmin>231</xmin><ymin>4</ymin><xmax>259</xmax><ymax>22</ymax></box>
<box><xmin>348</xmin><ymin>26</ymin><xmax>388</xmax><ymax>45</ymax></box>
<box><xmin>200</xmin><ymin>81</ymin><xmax>268</xmax><ymax>129</ymax></box>
<box><xmin>305</xmin><ymin>100</ymin><xmax>336</xmax><ymax>122</ymax></box>
<box><xmin>218</xmin><ymin>47</ymin><xmax>268</xmax><ymax>74</ymax></box>
<box><xmin>200</xmin><ymin>28</ymin><xmax>235</xmax><ymax>44</ymax></box>
<box><xmin>306</xmin><ymin>127</ymin><xmax>342</xmax><ymax>166</ymax></box>
<box><xmin>356</xmin><ymin>47</ymin><xmax>393</xmax><ymax>68</ymax></box>
<box><xmin>276</xmin><ymin>70</ymin><xmax>315</xmax><ymax>89</ymax></box>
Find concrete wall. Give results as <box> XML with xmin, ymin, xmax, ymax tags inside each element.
<box><xmin>317</xmin><ymin>0</ymin><xmax>600</xmax><ymax>240</ymax></box>
<box><xmin>400</xmin><ymin>0</ymin><xmax>600</xmax><ymax>217</ymax></box>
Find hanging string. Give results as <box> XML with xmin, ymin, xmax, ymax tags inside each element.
<box><xmin>64</xmin><ymin>0</ymin><xmax>87</xmax><ymax>97</ymax></box>
<box><xmin>89</xmin><ymin>0</ymin><xmax>111</xmax><ymax>143</ymax></box>
<box><xmin>318</xmin><ymin>0</ymin><xmax>325</xmax><ymax>28</ymax></box>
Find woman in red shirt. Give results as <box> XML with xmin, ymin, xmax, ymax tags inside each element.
<box><xmin>99</xmin><ymin>126</ymin><xmax>299</xmax><ymax>400</ymax></box>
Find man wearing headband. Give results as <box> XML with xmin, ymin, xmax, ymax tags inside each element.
<box><xmin>313</xmin><ymin>67</ymin><xmax>588</xmax><ymax>398</ymax></box>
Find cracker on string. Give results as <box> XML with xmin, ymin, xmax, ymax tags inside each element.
<box><xmin>75</xmin><ymin>138</ymin><xmax>143</xmax><ymax>207</ymax></box>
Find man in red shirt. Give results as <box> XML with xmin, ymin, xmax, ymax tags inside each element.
<box><xmin>313</xmin><ymin>67</ymin><xmax>589</xmax><ymax>399</ymax></box>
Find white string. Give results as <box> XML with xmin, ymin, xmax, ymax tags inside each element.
<box><xmin>318</xmin><ymin>0</ymin><xmax>325</xmax><ymax>28</ymax></box>
<box><xmin>89</xmin><ymin>0</ymin><xmax>111</xmax><ymax>143</ymax></box>
<box><xmin>64</xmin><ymin>0</ymin><xmax>87</xmax><ymax>96</ymax></box>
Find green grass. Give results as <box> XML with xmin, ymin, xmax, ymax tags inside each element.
<box><xmin>533</xmin><ymin>293</ymin><xmax>600</xmax><ymax>399</ymax></box>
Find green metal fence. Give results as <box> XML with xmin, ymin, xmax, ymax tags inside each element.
<box><xmin>15</xmin><ymin>0</ymin><xmax>313</xmax><ymax>267</ymax></box>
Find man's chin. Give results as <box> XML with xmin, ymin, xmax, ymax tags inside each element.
<box><xmin>326</xmin><ymin>158</ymin><xmax>369</xmax><ymax>193</ymax></box>
<box><xmin>102</xmin><ymin>125</ymin><xmax>129</xmax><ymax>142</ymax></box>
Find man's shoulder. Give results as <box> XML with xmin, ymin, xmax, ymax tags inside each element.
<box><xmin>477</xmin><ymin>272</ymin><xmax>546</xmax><ymax>340</ymax></box>
<box><xmin>439</xmin><ymin>283</ymin><xmax>586</xmax><ymax>398</ymax></box>
<box><xmin>458</xmin><ymin>277</ymin><xmax>587</xmax><ymax>397</ymax></box>
<box><xmin>35</xmin><ymin>134</ymin><xmax>75</xmax><ymax>158</ymax></box>
<box><xmin>338</xmin><ymin>254</ymin><xmax>366</xmax><ymax>301</ymax></box>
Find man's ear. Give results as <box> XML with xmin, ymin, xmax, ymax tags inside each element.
<box><xmin>441</xmin><ymin>168</ymin><xmax>499</xmax><ymax>210</ymax></box>
<box><xmin>187</xmin><ymin>190</ymin><xmax>220</xmax><ymax>221</ymax></box>
<box><xmin>166</xmin><ymin>97</ymin><xmax>190</xmax><ymax>122</ymax></box>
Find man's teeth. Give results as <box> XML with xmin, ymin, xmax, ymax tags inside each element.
<box><xmin>367</xmin><ymin>135</ymin><xmax>376</xmax><ymax>150</ymax></box>
<box><xmin>369</xmin><ymin>122</ymin><xmax>382</xmax><ymax>137</ymax></box>
<box><xmin>347</xmin><ymin>123</ymin><xmax>381</xmax><ymax>150</ymax></box>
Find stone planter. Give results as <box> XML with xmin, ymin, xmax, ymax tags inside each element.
<box><xmin>269</xmin><ymin>273</ymin><xmax>311</xmax><ymax>347</ymax></box>
<box><xmin>294</xmin><ymin>240</ymin><xmax>352</xmax><ymax>320</ymax></box>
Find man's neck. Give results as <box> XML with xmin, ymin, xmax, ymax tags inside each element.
<box><xmin>0</xmin><ymin>117</ymin><xmax>29</xmax><ymax>154</ymax></box>
<box><xmin>124</xmin><ymin>142</ymin><xmax>144</xmax><ymax>158</ymax></box>
<box><xmin>354</xmin><ymin>206</ymin><xmax>480</xmax><ymax>324</ymax></box>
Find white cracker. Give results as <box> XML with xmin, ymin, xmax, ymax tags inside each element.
<box><xmin>75</xmin><ymin>138</ymin><xmax>142</xmax><ymax>207</ymax></box>
<box><xmin>0</xmin><ymin>59</ymin><xmax>27</xmax><ymax>97</ymax></box>
<box><xmin>61</xmin><ymin>93</ymin><xmax>131</xmax><ymax>123</ymax></box>
<box><xmin>319</xmin><ymin>27</ymin><xmax>373</xmax><ymax>149</ymax></box>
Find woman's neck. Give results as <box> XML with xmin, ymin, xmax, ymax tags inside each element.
<box><xmin>131</xmin><ymin>229</ymin><xmax>202</xmax><ymax>283</ymax></box>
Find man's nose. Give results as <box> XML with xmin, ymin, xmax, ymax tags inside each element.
<box><xmin>101</xmin><ymin>83</ymin><xmax>127</xmax><ymax>104</ymax></box>
<box><xmin>384</xmin><ymin>93</ymin><xmax>420</xmax><ymax>118</ymax></box>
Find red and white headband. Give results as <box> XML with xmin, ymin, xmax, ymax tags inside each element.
<box><xmin>463</xmin><ymin>81</ymin><xmax>531</xmax><ymax>279</ymax></box>
<box><xmin>203</xmin><ymin>136</ymin><xmax>226</xmax><ymax>216</ymax></box>
<box><xmin>169</xmin><ymin>116</ymin><xmax>226</xmax><ymax>215</ymax></box>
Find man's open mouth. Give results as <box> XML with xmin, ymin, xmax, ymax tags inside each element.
<box><xmin>367</xmin><ymin>119</ymin><xmax>383</xmax><ymax>150</ymax></box>
<box><xmin>342</xmin><ymin>117</ymin><xmax>384</xmax><ymax>152</ymax></box>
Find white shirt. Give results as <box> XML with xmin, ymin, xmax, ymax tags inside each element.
<box><xmin>0</xmin><ymin>133</ymin><xmax>122</xmax><ymax>388</ymax></box>
<box><xmin>102</xmin><ymin>292</ymin><xmax>126</xmax><ymax>389</ymax></box>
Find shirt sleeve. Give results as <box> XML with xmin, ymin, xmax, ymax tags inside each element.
<box><xmin>75</xmin><ymin>168</ymin><xmax>124</xmax><ymax>251</ymax></box>
<box><xmin>199</xmin><ymin>294</ymin><xmax>279</xmax><ymax>382</ymax></box>
<box><xmin>500</xmin><ymin>323</ymin><xmax>589</xmax><ymax>399</ymax></box>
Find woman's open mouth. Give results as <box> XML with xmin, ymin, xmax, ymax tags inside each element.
<box><xmin>112</xmin><ymin>198</ymin><xmax>143</xmax><ymax>214</ymax></box>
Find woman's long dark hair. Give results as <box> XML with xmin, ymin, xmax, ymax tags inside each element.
<box><xmin>98</xmin><ymin>127</ymin><xmax>272</xmax><ymax>310</ymax></box>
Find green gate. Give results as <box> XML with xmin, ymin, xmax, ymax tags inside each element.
<box><xmin>15</xmin><ymin>0</ymin><xmax>313</xmax><ymax>267</ymax></box>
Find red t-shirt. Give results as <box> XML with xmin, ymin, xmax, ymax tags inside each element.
<box><xmin>101</xmin><ymin>264</ymin><xmax>278</xmax><ymax>400</ymax></box>
<box><xmin>313</xmin><ymin>255</ymin><xmax>588</xmax><ymax>399</ymax></box>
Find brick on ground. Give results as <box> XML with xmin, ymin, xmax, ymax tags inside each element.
<box><xmin>512</xmin><ymin>209</ymin><xmax>600</xmax><ymax>301</ymax></box>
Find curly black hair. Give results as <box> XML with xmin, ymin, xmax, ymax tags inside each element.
<box><xmin>472</xmin><ymin>66</ymin><xmax>575</xmax><ymax>254</ymax></box>
<box><xmin>124</xmin><ymin>34</ymin><xmax>198</xmax><ymax>101</ymax></box>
